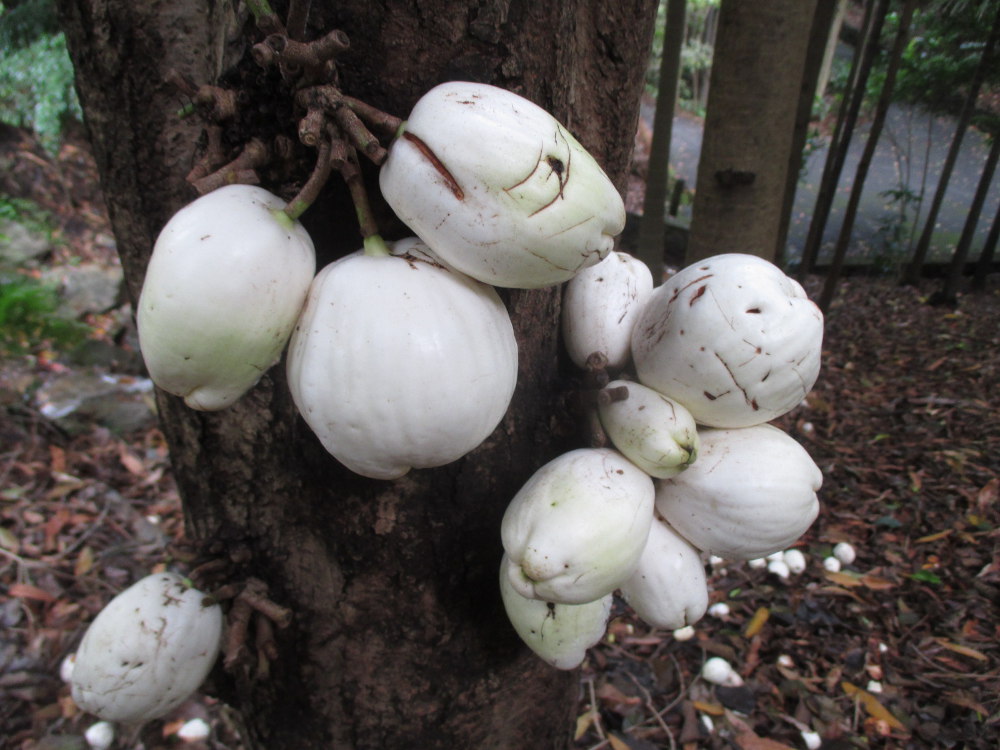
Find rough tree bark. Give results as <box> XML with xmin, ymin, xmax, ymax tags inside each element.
<box><xmin>54</xmin><ymin>1</ymin><xmax>657</xmax><ymax>748</ymax></box>
<box><xmin>685</xmin><ymin>0</ymin><xmax>817</xmax><ymax>264</ymax></box>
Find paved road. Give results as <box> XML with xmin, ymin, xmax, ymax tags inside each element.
<box><xmin>649</xmin><ymin>101</ymin><xmax>999</xmax><ymax>267</ymax></box>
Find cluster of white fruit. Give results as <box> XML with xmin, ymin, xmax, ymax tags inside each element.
<box><xmin>137</xmin><ymin>81</ymin><xmax>624</xmax><ymax>479</ymax></box>
<box><xmin>500</xmin><ymin>251</ymin><xmax>825</xmax><ymax>669</ymax></box>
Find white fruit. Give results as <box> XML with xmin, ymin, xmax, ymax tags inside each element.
<box><xmin>783</xmin><ymin>548</ymin><xmax>807</xmax><ymax>574</ymax></box>
<box><xmin>286</xmin><ymin>238</ymin><xmax>518</xmax><ymax>479</ymax></box>
<box><xmin>619</xmin><ymin>517</ymin><xmax>709</xmax><ymax>631</ymax></box>
<box><xmin>379</xmin><ymin>81</ymin><xmax>625</xmax><ymax>288</ymax></box>
<box><xmin>84</xmin><ymin>721</ymin><xmax>115</xmax><ymax>750</ymax></box>
<box><xmin>561</xmin><ymin>251</ymin><xmax>653</xmax><ymax>371</ymax></box>
<box><xmin>71</xmin><ymin>573</ymin><xmax>222</xmax><ymax>724</ymax></box>
<box><xmin>701</xmin><ymin>656</ymin><xmax>743</xmax><ymax>686</ymax></box>
<box><xmin>501</xmin><ymin>448</ymin><xmax>654</xmax><ymax>604</ymax></box>
<box><xmin>137</xmin><ymin>185</ymin><xmax>315</xmax><ymax>410</ymax></box>
<box><xmin>833</xmin><ymin>541</ymin><xmax>857</xmax><ymax>565</ymax></box>
<box><xmin>655</xmin><ymin>424</ymin><xmax>822</xmax><ymax>561</ymax></box>
<box><xmin>597</xmin><ymin>380</ymin><xmax>699</xmax><ymax>479</ymax></box>
<box><xmin>631</xmin><ymin>253</ymin><xmax>823</xmax><ymax>427</ymax></box>
<box><xmin>499</xmin><ymin>554</ymin><xmax>612</xmax><ymax>670</ymax></box>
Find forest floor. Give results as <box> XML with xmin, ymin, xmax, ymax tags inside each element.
<box><xmin>1</xmin><ymin>127</ymin><xmax>998</xmax><ymax>750</ymax></box>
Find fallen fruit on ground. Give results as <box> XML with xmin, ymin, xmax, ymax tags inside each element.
<box><xmin>70</xmin><ymin>572</ymin><xmax>222</xmax><ymax>724</ymax></box>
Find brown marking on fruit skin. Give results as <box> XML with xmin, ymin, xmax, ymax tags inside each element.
<box><xmin>667</xmin><ymin>273</ymin><xmax>713</xmax><ymax>304</ymax></box>
<box><xmin>402</xmin><ymin>131</ymin><xmax>464</xmax><ymax>200</ymax></box>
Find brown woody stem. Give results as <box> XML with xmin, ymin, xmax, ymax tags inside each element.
<box><xmin>195</xmin><ymin>84</ymin><xmax>238</xmax><ymax>122</ymax></box>
<box><xmin>339</xmin><ymin>147</ymin><xmax>385</xmax><ymax>254</ymax></box>
<box><xmin>191</xmin><ymin>138</ymin><xmax>270</xmax><ymax>194</ymax></box>
<box><xmin>284</xmin><ymin>137</ymin><xmax>333</xmax><ymax>221</ymax></box>
<box><xmin>342</xmin><ymin>95</ymin><xmax>404</xmax><ymax>135</ymax></box>
<box><xmin>285</xmin><ymin>0</ymin><xmax>312</xmax><ymax>40</ymax></box>
<box><xmin>186</xmin><ymin>125</ymin><xmax>226</xmax><ymax>183</ymax></box>
<box><xmin>241</xmin><ymin>578</ymin><xmax>294</xmax><ymax>628</ymax></box>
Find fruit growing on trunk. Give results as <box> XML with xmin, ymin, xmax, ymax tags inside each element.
<box><xmin>286</xmin><ymin>238</ymin><xmax>518</xmax><ymax>479</ymax></box>
<box><xmin>501</xmin><ymin>448</ymin><xmax>654</xmax><ymax>604</ymax></box>
<box><xmin>499</xmin><ymin>553</ymin><xmax>612</xmax><ymax>670</ymax></box>
<box><xmin>619</xmin><ymin>516</ymin><xmax>709</xmax><ymax>630</ymax></box>
<box><xmin>597</xmin><ymin>380</ymin><xmax>699</xmax><ymax>479</ymax></box>
<box><xmin>631</xmin><ymin>253</ymin><xmax>823</xmax><ymax>428</ymax></box>
<box><xmin>137</xmin><ymin>185</ymin><xmax>316</xmax><ymax>410</ymax></box>
<box><xmin>561</xmin><ymin>250</ymin><xmax>653</xmax><ymax>371</ymax></box>
<box><xmin>379</xmin><ymin>81</ymin><xmax>626</xmax><ymax>289</ymax></box>
<box><xmin>654</xmin><ymin>423</ymin><xmax>822</xmax><ymax>560</ymax></box>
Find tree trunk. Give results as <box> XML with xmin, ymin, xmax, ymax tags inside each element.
<box><xmin>775</xmin><ymin>0</ymin><xmax>842</xmax><ymax>266</ymax></box>
<box><xmin>819</xmin><ymin>0</ymin><xmax>916</xmax><ymax>311</ymax></box>
<box><xmin>902</xmin><ymin>2</ymin><xmax>1000</xmax><ymax>285</ymax></box>
<box><xmin>798</xmin><ymin>0</ymin><xmax>888</xmax><ymax>277</ymax></box>
<box><xmin>54</xmin><ymin>2</ymin><xmax>657</xmax><ymax>748</ymax></box>
<box><xmin>685</xmin><ymin>0</ymin><xmax>817</xmax><ymax>264</ymax></box>
<box><xmin>636</xmin><ymin>0</ymin><xmax>686</xmax><ymax>280</ymax></box>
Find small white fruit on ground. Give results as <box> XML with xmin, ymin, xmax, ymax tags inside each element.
<box><xmin>619</xmin><ymin>517</ymin><xmax>709</xmax><ymax>630</ymax></box>
<box><xmin>561</xmin><ymin>250</ymin><xmax>653</xmax><ymax>371</ymax></box>
<box><xmin>137</xmin><ymin>185</ymin><xmax>315</xmax><ymax>410</ymax></box>
<box><xmin>177</xmin><ymin>717</ymin><xmax>212</xmax><ymax>741</ymax></box>
<box><xmin>655</xmin><ymin>424</ymin><xmax>821</xmax><ymax>561</ymax></box>
<box><xmin>701</xmin><ymin>656</ymin><xmax>743</xmax><ymax>686</ymax></box>
<box><xmin>502</xmin><ymin>448</ymin><xmax>654</xmax><ymax>604</ymax></box>
<box><xmin>707</xmin><ymin>602</ymin><xmax>731</xmax><ymax>618</ymax></box>
<box><xmin>823</xmin><ymin>556</ymin><xmax>842</xmax><ymax>572</ymax></box>
<box><xmin>286</xmin><ymin>238</ymin><xmax>518</xmax><ymax>479</ymax></box>
<box><xmin>631</xmin><ymin>253</ymin><xmax>823</xmax><ymax>428</ymax></box>
<box><xmin>833</xmin><ymin>541</ymin><xmax>857</xmax><ymax>565</ymax></box>
<box><xmin>71</xmin><ymin>572</ymin><xmax>222</xmax><ymax>724</ymax></box>
<box><xmin>672</xmin><ymin>625</ymin><xmax>696</xmax><ymax>641</ymax></box>
<box><xmin>768</xmin><ymin>558</ymin><xmax>791</xmax><ymax>580</ymax></box>
<box><xmin>597</xmin><ymin>380</ymin><xmax>699</xmax><ymax>479</ymax></box>
<box><xmin>379</xmin><ymin>81</ymin><xmax>625</xmax><ymax>288</ymax></box>
<box><xmin>84</xmin><ymin>721</ymin><xmax>115</xmax><ymax>750</ymax></box>
<box><xmin>783</xmin><ymin>548</ymin><xmax>807</xmax><ymax>574</ymax></box>
<box><xmin>499</xmin><ymin>554</ymin><xmax>612</xmax><ymax>670</ymax></box>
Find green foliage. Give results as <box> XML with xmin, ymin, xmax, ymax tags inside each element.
<box><xmin>0</xmin><ymin>0</ymin><xmax>59</xmax><ymax>49</ymax></box>
<box><xmin>0</xmin><ymin>193</ymin><xmax>83</xmax><ymax>356</ymax></box>
<box><xmin>645</xmin><ymin>0</ymin><xmax>719</xmax><ymax>114</ymax></box>
<box><xmin>0</xmin><ymin>0</ymin><xmax>81</xmax><ymax>152</ymax></box>
<box><xmin>0</xmin><ymin>271</ymin><xmax>88</xmax><ymax>356</ymax></box>
<box><xmin>873</xmin><ymin>185</ymin><xmax>922</xmax><ymax>274</ymax></box>
<box><xmin>884</xmin><ymin>3</ymin><xmax>997</xmax><ymax>116</ymax></box>
<box><xmin>0</xmin><ymin>193</ymin><xmax>53</xmax><ymax>240</ymax></box>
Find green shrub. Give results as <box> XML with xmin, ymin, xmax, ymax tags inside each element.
<box><xmin>0</xmin><ymin>0</ymin><xmax>81</xmax><ymax>152</ymax></box>
<box><xmin>0</xmin><ymin>270</ymin><xmax>88</xmax><ymax>356</ymax></box>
